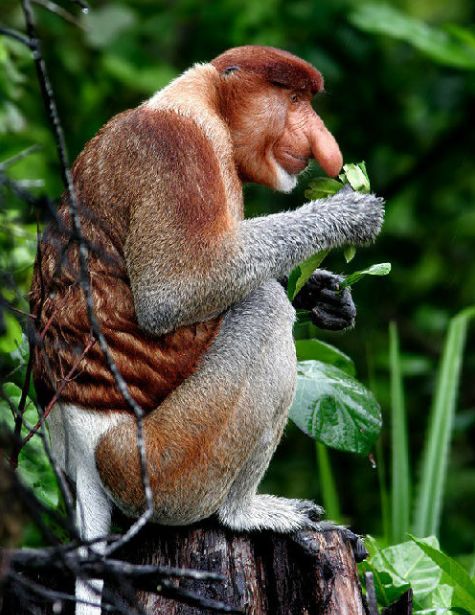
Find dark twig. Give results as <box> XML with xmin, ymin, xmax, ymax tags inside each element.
<box><xmin>19</xmin><ymin>0</ymin><xmax>154</xmax><ymax>548</ymax></box>
<box><xmin>9</xmin><ymin>351</ymin><xmax>35</xmax><ymax>469</ymax></box>
<box><xmin>0</xmin><ymin>145</ymin><xmax>41</xmax><ymax>170</ymax></box>
<box><xmin>365</xmin><ymin>572</ymin><xmax>380</xmax><ymax>615</ymax></box>
<box><xmin>0</xmin><ymin>26</ymin><xmax>33</xmax><ymax>49</ymax></box>
<box><xmin>8</xmin><ymin>571</ymin><xmax>129</xmax><ymax>614</ymax></box>
<box><xmin>32</xmin><ymin>0</ymin><xmax>84</xmax><ymax>27</ymax></box>
<box><xmin>22</xmin><ymin>336</ymin><xmax>96</xmax><ymax>446</ymax></box>
<box><xmin>66</xmin><ymin>0</ymin><xmax>90</xmax><ymax>11</ymax></box>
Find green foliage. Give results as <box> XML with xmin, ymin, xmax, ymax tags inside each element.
<box><xmin>1</xmin><ymin>0</ymin><xmax>475</xmax><ymax>564</ymax></box>
<box><xmin>389</xmin><ymin>322</ymin><xmax>410</xmax><ymax>545</ymax></box>
<box><xmin>350</xmin><ymin>4</ymin><xmax>475</xmax><ymax>70</ymax></box>
<box><xmin>0</xmin><ymin>383</ymin><xmax>59</xmax><ymax>510</ymax></box>
<box><xmin>340</xmin><ymin>263</ymin><xmax>392</xmax><ymax>289</ymax></box>
<box><xmin>410</xmin><ymin>536</ymin><xmax>475</xmax><ymax>614</ymax></box>
<box><xmin>362</xmin><ymin>534</ymin><xmax>475</xmax><ymax>613</ymax></box>
<box><xmin>289</xmin><ymin>360</ymin><xmax>382</xmax><ymax>455</ymax></box>
<box><xmin>414</xmin><ymin>308</ymin><xmax>475</xmax><ymax>538</ymax></box>
<box><xmin>295</xmin><ymin>338</ymin><xmax>355</xmax><ymax>376</ymax></box>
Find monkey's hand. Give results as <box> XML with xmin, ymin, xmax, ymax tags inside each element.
<box><xmin>292</xmin><ymin>269</ymin><xmax>356</xmax><ymax>331</ymax></box>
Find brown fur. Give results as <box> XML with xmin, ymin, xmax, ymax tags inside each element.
<box><xmin>30</xmin><ymin>108</ymin><xmax>226</xmax><ymax>412</ymax></box>
<box><xmin>31</xmin><ymin>47</ymin><xmax>343</xmax><ymax>515</ymax></box>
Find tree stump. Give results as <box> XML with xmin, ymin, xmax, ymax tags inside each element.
<box><xmin>0</xmin><ymin>520</ymin><xmax>367</xmax><ymax>614</ymax></box>
<box><xmin>108</xmin><ymin>519</ymin><xmax>366</xmax><ymax>615</ymax></box>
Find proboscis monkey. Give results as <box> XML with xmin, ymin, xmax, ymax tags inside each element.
<box><xmin>30</xmin><ymin>46</ymin><xmax>384</xmax><ymax>613</ymax></box>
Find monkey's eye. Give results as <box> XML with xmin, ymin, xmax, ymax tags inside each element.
<box><xmin>289</xmin><ymin>93</ymin><xmax>299</xmax><ymax>104</ymax></box>
<box><xmin>223</xmin><ymin>66</ymin><xmax>239</xmax><ymax>76</ymax></box>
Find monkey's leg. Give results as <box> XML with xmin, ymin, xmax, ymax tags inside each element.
<box><xmin>48</xmin><ymin>405</ymin><xmax>126</xmax><ymax>615</ymax></box>
<box><xmin>96</xmin><ymin>280</ymin><xmax>320</xmax><ymax>531</ymax></box>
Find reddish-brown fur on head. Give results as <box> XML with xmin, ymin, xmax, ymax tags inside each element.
<box><xmin>211</xmin><ymin>46</ymin><xmax>324</xmax><ymax>94</ymax></box>
<box><xmin>211</xmin><ymin>46</ymin><xmax>343</xmax><ymax>189</ymax></box>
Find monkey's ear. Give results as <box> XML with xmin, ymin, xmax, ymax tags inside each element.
<box><xmin>222</xmin><ymin>65</ymin><xmax>240</xmax><ymax>76</ymax></box>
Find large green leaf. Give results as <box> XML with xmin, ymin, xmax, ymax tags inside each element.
<box><xmin>289</xmin><ymin>360</ymin><xmax>382</xmax><ymax>454</ymax></box>
<box><xmin>410</xmin><ymin>536</ymin><xmax>475</xmax><ymax>614</ymax></box>
<box><xmin>295</xmin><ymin>338</ymin><xmax>355</xmax><ymax>376</ymax></box>
<box><xmin>361</xmin><ymin>536</ymin><xmax>442</xmax><ymax>608</ymax></box>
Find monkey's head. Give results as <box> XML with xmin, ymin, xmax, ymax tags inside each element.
<box><xmin>211</xmin><ymin>46</ymin><xmax>343</xmax><ymax>193</ymax></box>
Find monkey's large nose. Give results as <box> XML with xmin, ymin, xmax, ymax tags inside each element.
<box><xmin>307</xmin><ymin>113</ymin><xmax>343</xmax><ymax>177</ymax></box>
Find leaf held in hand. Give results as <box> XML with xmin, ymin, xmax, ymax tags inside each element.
<box><xmin>339</xmin><ymin>161</ymin><xmax>371</xmax><ymax>193</ymax></box>
<box><xmin>304</xmin><ymin>177</ymin><xmax>343</xmax><ymax>200</ymax></box>
<box><xmin>344</xmin><ymin>245</ymin><xmax>357</xmax><ymax>263</ymax></box>
<box><xmin>340</xmin><ymin>262</ymin><xmax>391</xmax><ymax>289</ymax></box>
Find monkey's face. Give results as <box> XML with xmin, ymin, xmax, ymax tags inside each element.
<box><xmin>212</xmin><ymin>46</ymin><xmax>343</xmax><ymax>193</ymax></box>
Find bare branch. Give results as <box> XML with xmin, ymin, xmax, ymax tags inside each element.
<box><xmin>32</xmin><ymin>0</ymin><xmax>84</xmax><ymax>27</ymax></box>
<box><xmin>0</xmin><ymin>26</ymin><xmax>33</xmax><ymax>49</ymax></box>
<box><xmin>19</xmin><ymin>0</ymin><xmax>154</xmax><ymax>545</ymax></box>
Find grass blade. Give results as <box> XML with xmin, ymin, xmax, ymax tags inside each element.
<box><xmin>316</xmin><ymin>442</ymin><xmax>341</xmax><ymax>521</ymax></box>
<box><xmin>413</xmin><ymin>307</ymin><xmax>475</xmax><ymax>537</ymax></box>
<box><xmin>389</xmin><ymin>322</ymin><xmax>410</xmax><ymax>543</ymax></box>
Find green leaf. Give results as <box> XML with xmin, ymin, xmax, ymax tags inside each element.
<box><xmin>410</xmin><ymin>536</ymin><xmax>475</xmax><ymax>614</ymax></box>
<box><xmin>304</xmin><ymin>177</ymin><xmax>343</xmax><ymax>200</ymax></box>
<box><xmin>0</xmin><ymin>312</ymin><xmax>23</xmax><ymax>353</ymax></box>
<box><xmin>361</xmin><ymin>536</ymin><xmax>442</xmax><ymax>608</ymax></box>
<box><xmin>389</xmin><ymin>322</ymin><xmax>411</xmax><ymax>545</ymax></box>
<box><xmin>344</xmin><ymin>245</ymin><xmax>357</xmax><ymax>263</ymax></box>
<box><xmin>340</xmin><ymin>162</ymin><xmax>371</xmax><ymax>193</ymax></box>
<box><xmin>0</xmin><ymin>383</ymin><xmax>59</xmax><ymax>509</ymax></box>
<box><xmin>295</xmin><ymin>338</ymin><xmax>355</xmax><ymax>376</ymax></box>
<box><xmin>360</xmin><ymin>537</ymin><xmax>410</xmax><ymax>607</ymax></box>
<box><xmin>413</xmin><ymin>307</ymin><xmax>475</xmax><ymax>537</ymax></box>
<box><xmin>349</xmin><ymin>4</ymin><xmax>475</xmax><ymax>70</ymax></box>
<box><xmin>340</xmin><ymin>262</ymin><xmax>391</xmax><ymax>289</ymax></box>
<box><xmin>316</xmin><ymin>442</ymin><xmax>341</xmax><ymax>521</ymax></box>
<box><xmin>287</xmin><ymin>250</ymin><xmax>329</xmax><ymax>300</ymax></box>
<box><xmin>289</xmin><ymin>360</ymin><xmax>382</xmax><ymax>454</ymax></box>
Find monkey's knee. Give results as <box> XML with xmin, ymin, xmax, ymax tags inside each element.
<box><xmin>95</xmin><ymin>419</ymin><xmax>148</xmax><ymax>517</ymax></box>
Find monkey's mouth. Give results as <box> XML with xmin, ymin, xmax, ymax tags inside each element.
<box><xmin>278</xmin><ymin>152</ymin><xmax>310</xmax><ymax>175</ymax></box>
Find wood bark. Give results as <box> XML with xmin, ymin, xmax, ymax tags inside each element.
<box><xmin>1</xmin><ymin>520</ymin><xmax>368</xmax><ymax>614</ymax></box>
<box><xmin>109</xmin><ymin>520</ymin><xmax>366</xmax><ymax>615</ymax></box>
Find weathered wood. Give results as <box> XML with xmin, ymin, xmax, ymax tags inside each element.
<box><xmin>110</xmin><ymin>520</ymin><xmax>366</xmax><ymax>615</ymax></box>
<box><xmin>0</xmin><ymin>520</ymin><xmax>366</xmax><ymax>614</ymax></box>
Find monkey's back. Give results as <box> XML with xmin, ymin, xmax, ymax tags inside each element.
<box><xmin>29</xmin><ymin>109</ymin><xmax>222</xmax><ymax>413</ymax></box>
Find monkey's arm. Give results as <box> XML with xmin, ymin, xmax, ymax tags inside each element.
<box><xmin>122</xmin><ymin>112</ymin><xmax>383</xmax><ymax>336</ymax></box>
<box><xmin>129</xmin><ymin>189</ymin><xmax>382</xmax><ymax>336</ymax></box>
<box><xmin>291</xmin><ymin>270</ymin><xmax>356</xmax><ymax>331</ymax></box>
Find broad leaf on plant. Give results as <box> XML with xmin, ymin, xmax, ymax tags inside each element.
<box><xmin>289</xmin><ymin>360</ymin><xmax>381</xmax><ymax>454</ymax></box>
<box><xmin>410</xmin><ymin>536</ymin><xmax>475</xmax><ymax>614</ymax></box>
<box><xmin>361</xmin><ymin>536</ymin><xmax>443</xmax><ymax>609</ymax></box>
<box><xmin>295</xmin><ymin>339</ymin><xmax>355</xmax><ymax>376</ymax></box>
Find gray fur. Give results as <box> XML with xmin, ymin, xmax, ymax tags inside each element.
<box><xmin>134</xmin><ymin>190</ymin><xmax>384</xmax><ymax>336</ymax></box>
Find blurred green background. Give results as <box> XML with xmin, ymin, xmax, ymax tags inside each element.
<box><xmin>1</xmin><ymin>0</ymin><xmax>474</xmax><ymax>558</ymax></box>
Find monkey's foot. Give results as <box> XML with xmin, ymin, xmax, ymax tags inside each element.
<box><xmin>218</xmin><ymin>495</ymin><xmax>324</xmax><ymax>533</ymax></box>
<box><xmin>291</xmin><ymin>522</ymin><xmax>368</xmax><ymax>563</ymax></box>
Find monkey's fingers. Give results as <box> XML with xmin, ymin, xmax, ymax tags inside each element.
<box><xmin>291</xmin><ymin>524</ymin><xmax>368</xmax><ymax>562</ymax></box>
<box><xmin>311</xmin><ymin>304</ymin><xmax>356</xmax><ymax>331</ymax></box>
